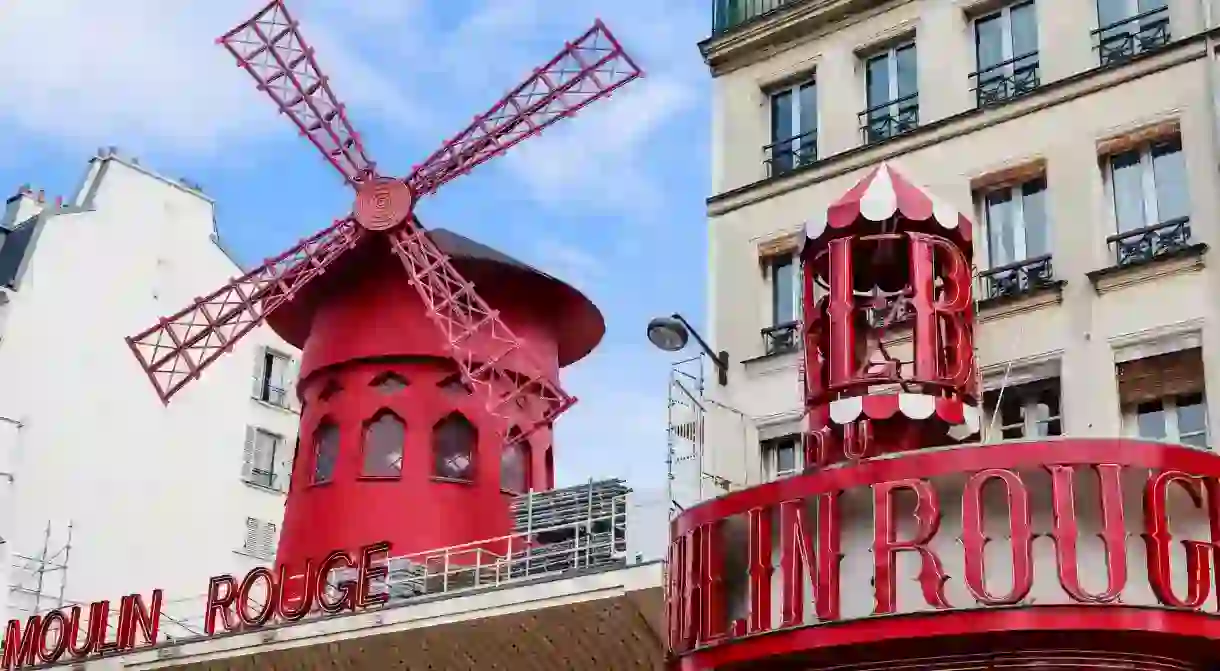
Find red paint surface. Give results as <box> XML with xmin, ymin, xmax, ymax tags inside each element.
<box><xmin>275</xmin><ymin>242</ymin><xmax>597</xmax><ymax>574</ymax></box>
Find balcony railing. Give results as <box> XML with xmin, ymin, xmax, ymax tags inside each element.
<box><xmin>247</xmin><ymin>467</ymin><xmax>277</xmax><ymax>490</ymax></box>
<box><xmin>970</xmin><ymin>52</ymin><xmax>1040</xmax><ymax>108</ymax></box>
<box><xmin>711</xmin><ymin>0</ymin><xmax>795</xmax><ymax>36</ymax></box>
<box><xmin>977</xmin><ymin>254</ymin><xmax>1055</xmax><ymax>300</ymax></box>
<box><xmin>1093</xmin><ymin>7</ymin><xmax>1171</xmax><ymax>67</ymax></box>
<box><xmin>762</xmin><ymin>320</ymin><xmax>799</xmax><ymax>355</ymax></box>
<box><xmin>859</xmin><ymin>93</ymin><xmax>919</xmax><ymax>144</ymax></box>
<box><xmin>764</xmin><ymin>129</ymin><xmax>817</xmax><ymax>177</ymax></box>
<box><xmin>1107</xmin><ymin>216</ymin><xmax>1192</xmax><ymax>267</ymax></box>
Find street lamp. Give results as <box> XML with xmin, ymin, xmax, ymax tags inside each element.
<box><xmin>646</xmin><ymin>314</ymin><xmax>729</xmax><ymax>386</ymax></box>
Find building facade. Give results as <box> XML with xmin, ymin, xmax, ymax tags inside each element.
<box><xmin>702</xmin><ymin>0</ymin><xmax>1220</xmax><ymax>492</ymax></box>
<box><xmin>0</xmin><ymin>149</ymin><xmax>301</xmax><ymax>628</ymax></box>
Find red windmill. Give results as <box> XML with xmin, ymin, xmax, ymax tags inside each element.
<box><xmin>125</xmin><ymin>0</ymin><xmax>641</xmax><ymax>572</ymax></box>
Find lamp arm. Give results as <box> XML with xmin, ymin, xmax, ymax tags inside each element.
<box><xmin>672</xmin><ymin>313</ymin><xmax>730</xmax><ymax>386</ymax></box>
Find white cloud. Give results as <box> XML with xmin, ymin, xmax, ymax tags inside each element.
<box><xmin>528</xmin><ymin>238</ymin><xmax>605</xmax><ymax>290</ymax></box>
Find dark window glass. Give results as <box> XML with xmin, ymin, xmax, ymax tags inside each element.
<box><xmin>362</xmin><ymin>411</ymin><xmax>404</xmax><ymax>477</ymax></box>
<box><xmin>434</xmin><ymin>413</ymin><xmax>477</xmax><ymax>481</ymax></box>
<box><xmin>313</xmin><ymin>420</ymin><xmax>340</xmax><ymax>484</ymax></box>
<box><xmin>500</xmin><ymin>436</ymin><xmax>529</xmax><ymax>494</ymax></box>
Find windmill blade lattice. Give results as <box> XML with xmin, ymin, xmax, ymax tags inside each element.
<box><xmin>127</xmin><ymin>0</ymin><xmax>643</xmax><ymax>444</ymax></box>
<box><xmin>127</xmin><ymin>218</ymin><xmax>365</xmax><ymax>402</ymax></box>
<box><xmin>218</xmin><ymin>0</ymin><xmax>376</xmax><ymax>185</ymax></box>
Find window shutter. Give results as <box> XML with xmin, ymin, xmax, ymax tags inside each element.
<box><xmin>1117</xmin><ymin>348</ymin><xmax>1204</xmax><ymax>406</ymax></box>
<box><xmin>243</xmin><ymin>517</ymin><xmax>258</xmax><ymax>553</ymax></box>
<box><xmin>286</xmin><ymin>357</ymin><xmax>302</xmax><ymax>412</ymax></box>
<box><xmin>241</xmin><ymin>426</ymin><xmax>255</xmax><ymax>480</ymax></box>
<box><xmin>251</xmin><ymin>347</ymin><xmax>266</xmax><ymax>399</ymax></box>
<box><xmin>262</xmin><ymin>522</ymin><xmax>278</xmax><ymax>559</ymax></box>
<box><xmin>274</xmin><ymin>437</ymin><xmax>295</xmax><ymax>492</ymax></box>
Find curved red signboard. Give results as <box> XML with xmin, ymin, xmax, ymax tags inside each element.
<box><xmin>666</xmin><ymin>439</ymin><xmax>1220</xmax><ymax>670</ymax></box>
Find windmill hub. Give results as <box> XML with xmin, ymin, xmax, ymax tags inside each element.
<box><xmin>354</xmin><ymin>177</ymin><xmax>414</xmax><ymax>231</ymax></box>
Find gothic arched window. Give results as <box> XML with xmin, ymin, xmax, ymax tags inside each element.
<box><xmin>362</xmin><ymin>410</ymin><xmax>405</xmax><ymax>478</ymax></box>
<box><xmin>370</xmin><ymin>372</ymin><xmax>409</xmax><ymax>394</ymax></box>
<box><xmin>312</xmin><ymin>419</ymin><xmax>340</xmax><ymax>484</ymax></box>
<box><xmin>432</xmin><ymin>413</ymin><xmax>477</xmax><ymax>481</ymax></box>
<box><xmin>500</xmin><ymin>430</ymin><xmax>530</xmax><ymax>494</ymax></box>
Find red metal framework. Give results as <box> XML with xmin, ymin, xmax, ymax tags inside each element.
<box><xmin>126</xmin><ymin>0</ymin><xmax>642</xmax><ymax>444</ymax></box>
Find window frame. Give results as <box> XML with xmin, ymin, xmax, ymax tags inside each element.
<box><xmin>978</xmin><ymin>176</ymin><xmax>1049</xmax><ymax>269</ymax></box>
<box><xmin>433</xmin><ymin>412</ymin><xmax>478</xmax><ymax>483</ymax></box>
<box><xmin>1125</xmin><ymin>392</ymin><xmax>1209</xmax><ymax>447</ymax></box>
<box><xmin>257</xmin><ymin>348</ymin><xmax>292</xmax><ymax>408</ymax></box>
<box><xmin>862</xmin><ymin>40</ymin><xmax>918</xmax><ymax>142</ymax></box>
<box><xmin>311</xmin><ymin>418</ymin><xmax>341</xmax><ymax>486</ymax></box>
<box><xmin>761</xmin><ymin>434</ymin><xmax>802</xmax><ymax>481</ymax></box>
<box><xmin>766</xmin><ymin>78</ymin><xmax>818</xmax><ymax>174</ymax></box>
<box><xmin>359</xmin><ymin>409</ymin><xmax>406</xmax><ymax>480</ymax></box>
<box><xmin>1102</xmin><ymin>134</ymin><xmax>1186</xmax><ymax>234</ymax></box>
<box><xmin>247</xmin><ymin>427</ymin><xmax>285</xmax><ymax>491</ymax></box>
<box><xmin>973</xmin><ymin>1</ymin><xmax>1038</xmax><ymax>77</ymax></box>
<box><xmin>984</xmin><ymin>377</ymin><xmax>1063</xmax><ymax>440</ymax></box>
<box><xmin>768</xmin><ymin>254</ymin><xmax>799</xmax><ymax>328</ymax></box>
<box><xmin>500</xmin><ymin>435</ymin><xmax>531</xmax><ymax>495</ymax></box>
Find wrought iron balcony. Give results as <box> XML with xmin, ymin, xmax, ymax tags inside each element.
<box><xmin>970</xmin><ymin>52</ymin><xmax>1040</xmax><ymax>108</ymax></box>
<box><xmin>764</xmin><ymin>129</ymin><xmax>817</xmax><ymax>177</ymax></box>
<box><xmin>977</xmin><ymin>254</ymin><xmax>1055</xmax><ymax>301</ymax></box>
<box><xmin>762</xmin><ymin>320</ymin><xmax>799</xmax><ymax>355</ymax></box>
<box><xmin>249</xmin><ymin>467</ymin><xmax>277</xmax><ymax>490</ymax></box>
<box><xmin>1106</xmin><ymin>216</ymin><xmax>1191</xmax><ymax>267</ymax></box>
<box><xmin>1093</xmin><ymin>7</ymin><xmax>1171</xmax><ymax>67</ymax></box>
<box><xmin>711</xmin><ymin>0</ymin><xmax>796</xmax><ymax>36</ymax></box>
<box><xmin>859</xmin><ymin>93</ymin><xmax>919</xmax><ymax>144</ymax></box>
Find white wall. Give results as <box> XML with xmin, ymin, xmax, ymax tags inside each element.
<box><xmin>0</xmin><ymin>154</ymin><xmax>300</xmax><ymax>626</ymax></box>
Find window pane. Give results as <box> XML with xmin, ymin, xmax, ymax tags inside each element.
<box><xmin>985</xmin><ymin>189</ymin><xmax>1018</xmax><ymax>266</ymax></box>
<box><xmin>772</xmin><ymin>258</ymin><xmax>795</xmax><ymax>324</ymax></box>
<box><xmin>500</xmin><ymin>441</ymin><xmax>528</xmax><ymax>493</ymax></box>
<box><xmin>1011</xmin><ymin>2</ymin><xmax>1039</xmax><ymax>57</ymax></box>
<box><xmin>798</xmin><ymin>82</ymin><xmax>818</xmax><ymax>136</ymax></box>
<box><xmin>254</xmin><ymin>432</ymin><xmax>276</xmax><ymax>471</ymax></box>
<box><xmin>770</xmin><ymin>90</ymin><xmax>793</xmax><ymax>143</ymax></box>
<box><xmin>866</xmin><ymin>54</ymin><xmax>890</xmax><ymax>108</ymax></box>
<box><xmin>362</xmin><ymin>412</ymin><xmax>404</xmax><ymax>477</ymax></box>
<box><xmin>1176</xmin><ymin>394</ymin><xmax>1207</xmax><ymax>436</ymax></box>
<box><xmin>896</xmin><ymin>45</ymin><xmax>918</xmax><ymax>98</ymax></box>
<box><xmin>1110</xmin><ymin>150</ymin><xmax>1146</xmax><ymax>232</ymax></box>
<box><xmin>313</xmin><ymin>421</ymin><xmax>340</xmax><ymax>484</ymax></box>
<box><xmin>1151</xmin><ymin>138</ymin><xmax>1189</xmax><ymax>223</ymax></box>
<box><xmin>975</xmin><ymin>13</ymin><xmax>1005</xmax><ymax>72</ymax></box>
<box><xmin>434</xmin><ymin>414</ymin><xmax>477</xmax><ymax>480</ymax></box>
<box><xmin>1021</xmin><ymin>178</ymin><xmax>1049</xmax><ymax>258</ymax></box>
<box><xmin>1097</xmin><ymin>0</ymin><xmax>1130</xmax><ymax>27</ymax></box>
<box><xmin>1136</xmin><ymin>400</ymin><xmax>1167</xmax><ymax>439</ymax></box>
<box><xmin>776</xmin><ymin>441</ymin><xmax>796</xmax><ymax>472</ymax></box>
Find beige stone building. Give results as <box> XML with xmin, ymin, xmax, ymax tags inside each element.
<box><xmin>699</xmin><ymin>0</ymin><xmax>1220</xmax><ymax>492</ymax></box>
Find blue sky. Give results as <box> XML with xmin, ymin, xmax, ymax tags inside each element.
<box><xmin>0</xmin><ymin>0</ymin><xmax>711</xmax><ymax>490</ymax></box>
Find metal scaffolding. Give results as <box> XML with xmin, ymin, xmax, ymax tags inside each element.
<box><xmin>666</xmin><ymin>355</ymin><xmax>707</xmax><ymax>518</ymax></box>
<box><xmin>8</xmin><ymin>520</ymin><xmax>73</xmax><ymax>618</ymax></box>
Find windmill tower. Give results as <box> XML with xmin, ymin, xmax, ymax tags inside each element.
<box><xmin>125</xmin><ymin>0</ymin><xmax>641</xmax><ymax>575</ymax></box>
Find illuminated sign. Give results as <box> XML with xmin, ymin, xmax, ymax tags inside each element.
<box><xmin>665</xmin><ymin>441</ymin><xmax>1220</xmax><ymax>659</ymax></box>
<box><xmin>1</xmin><ymin>540</ymin><xmax>392</xmax><ymax>669</ymax></box>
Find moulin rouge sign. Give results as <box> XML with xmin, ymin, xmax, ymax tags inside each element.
<box><xmin>666</xmin><ymin>441</ymin><xmax>1220</xmax><ymax>657</ymax></box>
<box><xmin>1</xmin><ymin>540</ymin><xmax>391</xmax><ymax>669</ymax></box>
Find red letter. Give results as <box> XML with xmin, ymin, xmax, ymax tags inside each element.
<box><xmin>95</xmin><ymin>599</ymin><xmax>123</xmax><ymax>652</ymax></box>
<box><xmin>36</xmin><ymin>611</ymin><xmax>67</xmax><ymax>664</ymax></box>
<box><xmin>779</xmin><ymin>493</ymin><xmax>842</xmax><ymax>626</ymax></box>
<box><xmin>961</xmin><ymin>469</ymin><xmax>1033</xmax><ymax>605</ymax></box>
<box><xmin>1047</xmin><ymin>464</ymin><xmax>1127</xmax><ymax>603</ymax></box>
<box><xmin>65</xmin><ymin>603</ymin><xmax>102</xmax><ymax>657</ymax></box>
<box><xmin>276</xmin><ymin>560</ymin><xmax>316</xmax><ymax>622</ymax></box>
<box><xmin>698</xmin><ymin>522</ymin><xmax>727</xmax><ymax>644</ymax></box>
<box><xmin>825</xmin><ymin>237</ymin><xmax>857</xmax><ymax>387</ymax></box>
<box><xmin>907</xmin><ymin>232</ymin><xmax>973</xmax><ymax>387</ymax></box>
<box><xmin>237</xmin><ymin>568</ymin><xmax>278</xmax><ymax>627</ymax></box>
<box><xmin>745</xmin><ymin>507</ymin><xmax>773</xmax><ymax>634</ymax></box>
<box><xmin>2</xmin><ymin>616</ymin><xmax>40</xmax><ymax>670</ymax></box>
<box><xmin>872</xmin><ymin>479</ymin><xmax>949</xmax><ymax>614</ymax></box>
<box><xmin>1144</xmin><ymin>470</ymin><xmax>1212</xmax><ymax>609</ymax></box>
<box><xmin>356</xmin><ymin>541</ymin><xmax>392</xmax><ymax>609</ymax></box>
<box><xmin>204</xmin><ymin>575</ymin><xmax>238</xmax><ymax>635</ymax></box>
<box><xmin>316</xmin><ymin>550</ymin><xmax>357</xmax><ymax>614</ymax></box>
<box><xmin>119</xmin><ymin>590</ymin><xmax>162</xmax><ymax>650</ymax></box>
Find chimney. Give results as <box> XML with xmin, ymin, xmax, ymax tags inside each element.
<box><xmin>4</xmin><ymin>184</ymin><xmax>45</xmax><ymax>227</ymax></box>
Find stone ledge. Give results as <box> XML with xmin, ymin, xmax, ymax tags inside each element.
<box><xmin>1086</xmin><ymin>243</ymin><xmax>1208</xmax><ymax>295</ymax></box>
<box><xmin>978</xmin><ymin>281</ymin><xmax>1066</xmax><ymax>323</ymax></box>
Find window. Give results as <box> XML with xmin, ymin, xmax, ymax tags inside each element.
<box><xmin>433</xmin><ymin>413</ymin><xmax>477</xmax><ymax>481</ymax></box>
<box><xmin>983</xmin><ymin>379</ymin><xmax>1062</xmax><ymax>439</ymax></box>
<box><xmin>370</xmin><ymin>372</ymin><xmax>408</xmax><ymax>394</ymax></box>
<box><xmin>253</xmin><ymin>348</ymin><xmax>292</xmax><ymax>408</ymax></box>
<box><xmin>243</xmin><ymin>517</ymin><xmax>277</xmax><ymax>560</ymax></box>
<box><xmin>438</xmin><ymin>373</ymin><xmax>472</xmax><ymax>396</ymax></box>
<box><xmin>977</xmin><ymin>177</ymin><xmax>1053</xmax><ymax>299</ymax></box>
<box><xmin>1104</xmin><ymin>135</ymin><xmax>1190</xmax><ymax>265</ymax></box>
<box><xmin>862</xmin><ymin>42</ymin><xmax>918</xmax><ymax>143</ymax></box>
<box><xmin>1119</xmin><ymin>348</ymin><xmax>1207</xmax><ymax>447</ymax></box>
<box><xmin>500</xmin><ymin>432</ymin><xmax>530</xmax><ymax>494</ymax></box>
<box><xmin>243</xmin><ymin>427</ymin><xmax>291</xmax><ymax>491</ymax></box>
<box><xmin>761</xmin><ymin>435</ymin><xmax>801</xmax><ymax>481</ymax></box>
<box><xmin>766</xmin><ymin>79</ymin><xmax>817</xmax><ymax>175</ymax></box>
<box><xmin>763</xmin><ymin>255</ymin><xmax>799</xmax><ymax>355</ymax></box>
<box><xmin>312</xmin><ymin>419</ymin><xmax>340</xmax><ymax>484</ymax></box>
<box><xmin>972</xmin><ymin>1</ymin><xmax>1039</xmax><ymax>106</ymax></box>
<box><xmin>362</xmin><ymin>410</ymin><xmax>404</xmax><ymax>478</ymax></box>
<box><xmin>1095</xmin><ymin>0</ymin><xmax>1170</xmax><ymax>66</ymax></box>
